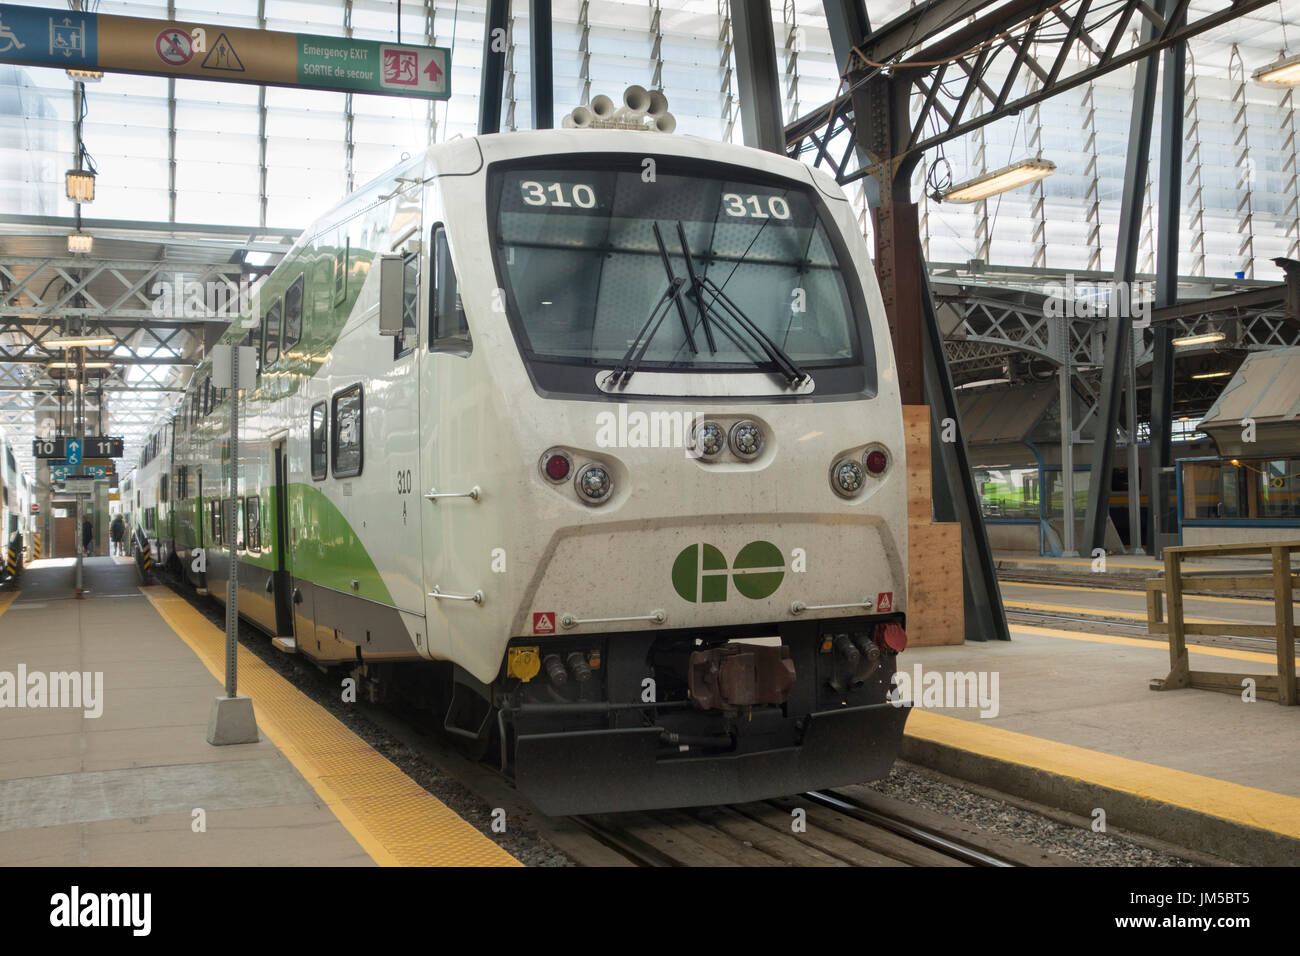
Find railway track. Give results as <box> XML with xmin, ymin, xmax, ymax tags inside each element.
<box><xmin>569</xmin><ymin>787</ymin><xmax>1036</xmax><ymax>867</ymax></box>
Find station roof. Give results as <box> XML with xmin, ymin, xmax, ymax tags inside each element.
<box><xmin>1198</xmin><ymin>346</ymin><xmax>1300</xmax><ymax>456</ymax></box>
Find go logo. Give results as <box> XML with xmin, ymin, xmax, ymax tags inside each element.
<box><xmin>671</xmin><ymin>540</ymin><xmax>785</xmax><ymax>603</ymax></box>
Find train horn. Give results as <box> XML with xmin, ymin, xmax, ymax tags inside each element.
<box><xmin>655</xmin><ymin>112</ymin><xmax>677</xmax><ymax>134</ymax></box>
<box><xmin>568</xmin><ymin>105</ymin><xmax>595</xmax><ymax>128</ymax></box>
<box><xmin>590</xmin><ymin>94</ymin><xmax>616</xmax><ymax>119</ymax></box>
<box><xmin>622</xmin><ymin>85</ymin><xmax>651</xmax><ymax>116</ymax></box>
<box><xmin>646</xmin><ymin>90</ymin><xmax>669</xmax><ymax>118</ymax></box>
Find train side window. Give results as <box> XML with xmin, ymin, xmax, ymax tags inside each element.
<box><xmin>310</xmin><ymin>402</ymin><xmax>328</xmax><ymax>480</ymax></box>
<box><xmin>394</xmin><ymin>254</ymin><xmax>419</xmax><ymax>358</ymax></box>
<box><xmin>283</xmin><ymin>275</ymin><xmax>304</xmax><ymax>354</ymax></box>
<box><xmin>429</xmin><ymin>224</ymin><xmax>471</xmax><ymax>354</ymax></box>
<box><xmin>210</xmin><ymin>499</ymin><xmax>224</xmax><ymax>546</ymax></box>
<box><xmin>244</xmin><ymin>496</ymin><xmax>261</xmax><ymax>552</ymax></box>
<box><xmin>331</xmin><ymin>384</ymin><xmax>363</xmax><ymax>478</ymax></box>
<box><xmin>263</xmin><ymin>297</ymin><xmax>283</xmax><ymax>367</ymax></box>
<box><xmin>160</xmin><ymin>474</ymin><xmax>169</xmax><ymax>503</ymax></box>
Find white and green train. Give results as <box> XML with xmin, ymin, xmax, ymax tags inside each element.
<box><xmin>126</xmin><ymin>118</ymin><xmax>911</xmax><ymax>814</ymax></box>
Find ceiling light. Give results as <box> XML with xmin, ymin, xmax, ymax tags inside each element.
<box><xmin>45</xmin><ymin>336</ymin><xmax>117</xmax><ymax>348</ymax></box>
<box><xmin>1172</xmin><ymin>331</ymin><xmax>1225</xmax><ymax>347</ymax></box>
<box><xmin>1253</xmin><ymin>51</ymin><xmax>1300</xmax><ymax>86</ymax></box>
<box><xmin>67</xmin><ymin>232</ymin><xmax>93</xmax><ymax>254</ymax></box>
<box><xmin>47</xmin><ymin>361</ymin><xmax>114</xmax><ymax>370</ymax></box>
<box><xmin>942</xmin><ymin>158</ymin><xmax>1055</xmax><ymax>203</ymax></box>
<box><xmin>65</xmin><ymin>169</ymin><xmax>95</xmax><ymax>203</ymax></box>
<box><xmin>1191</xmin><ymin>370</ymin><xmax>1232</xmax><ymax>380</ymax></box>
<box><xmin>66</xmin><ymin>69</ymin><xmax>103</xmax><ymax>82</ymax></box>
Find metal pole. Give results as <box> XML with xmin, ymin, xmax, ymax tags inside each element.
<box><xmin>529</xmin><ymin>0</ymin><xmax>553</xmax><ymax>130</ymax></box>
<box><xmin>477</xmin><ymin>0</ymin><xmax>510</xmax><ymax>135</ymax></box>
<box><xmin>730</xmin><ymin>0</ymin><xmax>785</xmax><ymax>153</ymax></box>
<box><xmin>225</xmin><ymin>345</ymin><xmax>238</xmax><ymax>698</ymax></box>
<box><xmin>1082</xmin><ymin>3</ymin><xmax>1163</xmax><ymax>553</ymax></box>
<box><xmin>1125</xmin><ymin>332</ymin><xmax>1144</xmax><ymax>553</ymax></box>
<box><xmin>75</xmin><ymin>346</ymin><xmax>84</xmax><ymax>595</ymax></box>
<box><xmin>1059</xmin><ymin>346</ymin><xmax>1076</xmax><ymax>555</ymax></box>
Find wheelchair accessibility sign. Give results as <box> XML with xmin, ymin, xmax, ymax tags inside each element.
<box><xmin>0</xmin><ymin>5</ymin><xmax>97</xmax><ymax>65</ymax></box>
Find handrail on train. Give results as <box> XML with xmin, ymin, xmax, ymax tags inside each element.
<box><xmin>1147</xmin><ymin>540</ymin><xmax>1300</xmax><ymax>705</ymax></box>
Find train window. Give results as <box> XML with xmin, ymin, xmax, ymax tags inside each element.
<box><xmin>160</xmin><ymin>474</ymin><xmax>169</xmax><ymax>503</ymax></box>
<box><xmin>263</xmin><ymin>297</ymin><xmax>283</xmax><ymax>367</ymax></box>
<box><xmin>394</xmin><ymin>254</ymin><xmax>419</xmax><ymax>358</ymax></box>
<box><xmin>244</xmin><ymin>496</ymin><xmax>261</xmax><ymax>552</ymax></box>
<box><xmin>331</xmin><ymin>384</ymin><xmax>363</xmax><ymax>478</ymax></box>
<box><xmin>333</xmin><ymin>238</ymin><xmax>349</xmax><ymax>306</ymax></box>
<box><xmin>283</xmin><ymin>275</ymin><xmax>304</xmax><ymax>354</ymax></box>
<box><xmin>310</xmin><ymin>402</ymin><xmax>328</xmax><ymax>480</ymax></box>
<box><xmin>205</xmin><ymin>376</ymin><xmax>214</xmax><ymax>415</ymax></box>
<box><xmin>429</xmin><ymin>224</ymin><xmax>471</xmax><ymax>354</ymax></box>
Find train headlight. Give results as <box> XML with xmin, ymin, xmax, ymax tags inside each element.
<box><xmin>831</xmin><ymin>458</ymin><xmax>866</xmax><ymax>498</ymax></box>
<box><xmin>863</xmin><ymin>444</ymin><xmax>890</xmax><ymax>476</ymax></box>
<box><xmin>691</xmin><ymin>420</ymin><xmax>726</xmax><ymax>459</ymax></box>
<box><xmin>575</xmin><ymin>463</ymin><xmax>613</xmax><ymax>504</ymax></box>
<box><xmin>729</xmin><ymin>420</ymin><xmax>764</xmax><ymax>460</ymax></box>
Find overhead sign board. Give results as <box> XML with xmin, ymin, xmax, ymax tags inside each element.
<box><xmin>0</xmin><ymin>4</ymin><xmax>450</xmax><ymax>100</ymax></box>
<box><xmin>84</xmin><ymin>436</ymin><xmax>124</xmax><ymax>458</ymax></box>
<box><xmin>62</xmin><ymin>478</ymin><xmax>96</xmax><ymax>495</ymax></box>
<box><xmin>52</xmin><ymin>460</ymin><xmax>115</xmax><ymax>481</ymax></box>
<box><xmin>65</xmin><ymin>438</ymin><xmax>82</xmax><ymax>466</ymax></box>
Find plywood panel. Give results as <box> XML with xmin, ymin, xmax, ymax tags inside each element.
<box><xmin>902</xmin><ymin>404</ymin><xmax>932</xmax><ymax>524</ymax></box>
<box><xmin>907</xmin><ymin>520</ymin><xmax>965</xmax><ymax>646</ymax></box>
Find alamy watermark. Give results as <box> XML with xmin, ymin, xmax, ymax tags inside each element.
<box><xmin>0</xmin><ymin>666</ymin><xmax>102</xmax><ymax>717</ymax></box>
<box><xmin>151</xmin><ymin>274</ymin><xmax>262</xmax><ymax>320</ymax></box>
<box><xmin>890</xmin><ymin>664</ymin><xmax>1000</xmax><ymax>718</ymax></box>
<box><xmin>595</xmin><ymin>406</ymin><xmax>708</xmax><ymax>458</ymax></box>
<box><xmin>1042</xmin><ymin>275</ymin><xmax>1151</xmax><ymax>328</ymax></box>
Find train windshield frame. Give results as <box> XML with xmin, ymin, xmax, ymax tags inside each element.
<box><xmin>487</xmin><ymin>153</ymin><xmax>876</xmax><ymax>399</ymax></box>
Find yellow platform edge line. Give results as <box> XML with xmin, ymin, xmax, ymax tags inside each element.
<box><xmin>139</xmin><ymin>586</ymin><xmax>520</xmax><ymax>867</ymax></box>
<box><xmin>1004</xmin><ymin>598</ymin><xmax>1270</xmax><ymax>628</ymax></box>
<box><xmin>0</xmin><ymin>590</ymin><xmax>19</xmax><ymax>619</ymax></box>
<box><xmin>906</xmin><ymin>710</ymin><xmax>1300</xmax><ymax>839</ymax></box>
<box><xmin>1008</xmin><ymin>622</ymin><xmax>1279</xmax><ymax>664</ymax></box>
<box><xmin>1004</xmin><ymin>580</ymin><xmax>1280</xmax><ymax>607</ymax></box>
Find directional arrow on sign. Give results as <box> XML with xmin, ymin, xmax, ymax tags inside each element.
<box><xmin>66</xmin><ymin>439</ymin><xmax>82</xmax><ymax>466</ymax></box>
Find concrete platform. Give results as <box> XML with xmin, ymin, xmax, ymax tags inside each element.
<box><xmin>897</xmin><ymin>622</ymin><xmax>1300</xmax><ymax>864</ymax></box>
<box><xmin>0</xmin><ymin>558</ymin><xmax>517</xmax><ymax>866</ymax></box>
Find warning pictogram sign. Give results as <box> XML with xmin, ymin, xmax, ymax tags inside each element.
<box><xmin>876</xmin><ymin>591</ymin><xmax>894</xmax><ymax>613</ymax></box>
<box><xmin>155</xmin><ymin>28</ymin><xmax>193</xmax><ymax>66</ymax></box>
<box><xmin>532</xmin><ymin>612</ymin><xmax>555</xmax><ymax>634</ymax></box>
<box><xmin>202</xmin><ymin>32</ymin><xmax>244</xmax><ymax>72</ymax></box>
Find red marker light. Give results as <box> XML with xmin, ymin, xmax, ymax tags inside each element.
<box><xmin>543</xmin><ymin>452</ymin><xmax>571</xmax><ymax>482</ymax></box>
<box><xmin>864</xmin><ymin>449</ymin><xmax>888</xmax><ymax>475</ymax></box>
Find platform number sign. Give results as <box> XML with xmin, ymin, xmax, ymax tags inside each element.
<box><xmin>33</xmin><ymin>438</ymin><xmax>66</xmax><ymax>459</ymax></box>
<box><xmin>85</xmin><ymin>436</ymin><xmax>125</xmax><ymax>458</ymax></box>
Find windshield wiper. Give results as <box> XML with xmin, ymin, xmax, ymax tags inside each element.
<box><xmin>673</xmin><ymin>221</ymin><xmax>717</xmax><ymax>354</ymax></box>
<box><xmin>603</xmin><ymin>223</ymin><xmax>696</xmax><ymax>389</ymax></box>
<box><xmin>676</xmin><ymin>221</ymin><xmax>808</xmax><ymax>387</ymax></box>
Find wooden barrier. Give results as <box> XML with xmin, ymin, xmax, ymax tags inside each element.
<box><xmin>902</xmin><ymin>405</ymin><xmax>964</xmax><ymax>646</ymax></box>
<box><xmin>1147</xmin><ymin>540</ymin><xmax>1299</xmax><ymax>705</ymax></box>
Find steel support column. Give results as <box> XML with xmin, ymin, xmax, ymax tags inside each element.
<box><xmin>821</xmin><ymin>0</ymin><xmax>874</xmax><ymax>203</ymax></box>
<box><xmin>529</xmin><ymin>0</ymin><xmax>553</xmax><ymax>130</ymax></box>
<box><xmin>1082</xmin><ymin>1</ymin><xmax>1164</xmax><ymax>554</ymax></box>
<box><xmin>1149</xmin><ymin>12</ymin><xmax>1186</xmax><ymax>558</ymax></box>
<box><xmin>478</xmin><ymin>0</ymin><xmax>511</xmax><ymax>135</ymax></box>
<box><xmin>730</xmin><ymin>0</ymin><xmax>785</xmax><ymax>153</ymax></box>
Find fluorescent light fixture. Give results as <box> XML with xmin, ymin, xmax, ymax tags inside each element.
<box><xmin>1178</xmin><ymin>416</ymin><xmax>1190</xmax><ymax>422</ymax></box>
<box><xmin>66</xmin><ymin>69</ymin><xmax>103</xmax><ymax>82</ymax></box>
<box><xmin>1172</xmin><ymin>331</ymin><xmax>1225</xmax><ymax>347</ymax></box>
<box><xmin>1191</xmin><ymin>370</ymin><xmax>1232</xmax><ymax>380</ymax></box>
<box><xmin>45</xmin><ymin>336</ymin><xmax>116</xmax><ymax>348</ymax></box>
<box><xmin>65</xmin><ymin>169</ymin><xmax>95</xmax><ymax>203</ymax></box>
<box><xmin>67</xmin><ymin>232</ymin><xmax>93</xmax><ymax>254</ymax></box>
<box><xmin>47</xmin><ymin>361</ymin><xmax>114</xmax><ymax>370</ymax></box>
<box><xmin>942</xmin><ymin>158</ymin><xmax>1056</xmax><ymax>203</ymax></box>
<box><xmin>1253</xmin><ymin>51</ymin><xmax>1300</xmax><ymax>86</ymax></box>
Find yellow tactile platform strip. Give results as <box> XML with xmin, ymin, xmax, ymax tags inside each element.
<box><xmin>907</xmin><ymin>710</ymin><xmax>1300</xmax><ymax>840</ymax></box>
<box><xmin>139</xmin><ymin>586</ymin><xmax>520</xmax><ymax>867</ymax></box>
<box><xmin>0</xmin><ymin>590</ymin><xmax>17</xmax><ymax>617</ymax></box>
<box><xmin>1009</xmin><ymin>621</ymin><xmax>1278</xmax><ymax>665</ymax></box>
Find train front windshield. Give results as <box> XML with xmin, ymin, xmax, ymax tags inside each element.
<box><xmin>489</xmin><ymin>158</ymin><xmax>870</xmax><ymax>376</ymax></box>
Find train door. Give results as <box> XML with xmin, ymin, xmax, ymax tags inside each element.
<box><xmin>270</xmin><ymin>439</ymin><xmax>294</xmax><ymax>637</ymax></box>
